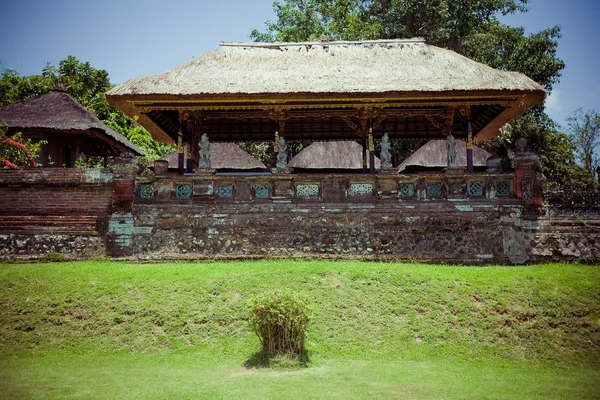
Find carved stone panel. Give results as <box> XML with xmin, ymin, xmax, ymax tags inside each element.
<box><xmin>139</xmin><ymin>183</ymin><xmax>155</xmax><ymax>199</ymax></box>
<box><xmin>349</xmin><ymin>183</ymin><xmax>374</xmax><ymax>197</ymax></box>
<box><xmin>296</xmin><ymin>184</ymin><xmax>320</xmax><ymax>198</ymax></box>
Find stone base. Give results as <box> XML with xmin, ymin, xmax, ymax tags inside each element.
<box><xmin>443</xmin><ymin>166</ymin><xmax>466</xmax><ymax>174</ymax></box>
<box><xmin>271</xmin><ymin>167</ymin><xmax>294</xmax><ymax>174</ymax></box>
<box><xmin>378</xmin><ymin>168</ymin><xmax>397</xmax><ymax>175</ymax></box>
<box><xmin>193</xmin><ymin>168</ymin><xmax>216</xmax><ymax>175</ymax></box>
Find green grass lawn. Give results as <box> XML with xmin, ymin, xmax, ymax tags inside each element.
<box><xmin>1</xmin><ymin>260</ymin><xmax>599</xmax><ymax>399</ymax></box>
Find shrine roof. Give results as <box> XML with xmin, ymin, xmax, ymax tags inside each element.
<box><xmin>289</xmin><ymin>141</ymin><xmax>380</xmax><ymax>170</ymax></box>
<box><xmin>397</xmin><ymin>139</ymin><xmax>492</xmax><ymax>172</ymax></box>
<box><xmin>0</xmin><ymin>86</ymin><xmax>143</xmax><ymax>155</ymax></box>
<box><xmin>155</xmin><ymin>143</ymin><xmax>266</xmax><ymax>170</ymax></box>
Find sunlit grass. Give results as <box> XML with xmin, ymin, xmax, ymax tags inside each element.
<box><xmin>1</xmin><ymin>260</ymin><xmax>599</xmax><ymax>399</ymax></box>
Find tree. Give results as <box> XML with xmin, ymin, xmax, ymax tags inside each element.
<box><xmin>0</xmin><ymin>58</ymin><xmax>172</xmax><ymax>161</ymax></box>
<box><xmin>483</xmin><ymin>115</ymin><xmax>591</xmax><ymax>185</ymax></box>
<box><xmin>567</xmin><ymin>108</ymin><xmax>600</xmax><ymax>180</ymax></box>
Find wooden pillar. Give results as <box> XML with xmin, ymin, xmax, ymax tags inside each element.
<box><xmin>177</xmin><ymin>130</ymin><xmax>184</xmax><ymax>175</ymax></box>
<box><xmin>368</xmin><ymin>125</ymin><xmax>375</xmax><ymax>174</ymax></box>
<box><xmin>467</xmin><ymin>119</ymin><xmax>474</xmax><ymax>173</ymax></box>
<box><xmin>362</xmin><ymin>137</ymin><xmax>367</xmax><ymax>174</ymax></box>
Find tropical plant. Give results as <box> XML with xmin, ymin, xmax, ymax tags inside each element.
<box><xmin>248</xmin><ymin>291</ymin><xmax>311</xmax><ymax>358</ymax></box>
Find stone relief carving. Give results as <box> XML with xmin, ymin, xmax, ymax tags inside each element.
<box><xmin>198</xmin><ymin>133</ymin><xmax>211</xmax><ymax>169</ymax></box>
<box><xmin>276</xmin><ymin>137</ymin><xmax>288</xmax><ymax>169</ymax></box>
<box><xmin>380</xmin><ymin>132</ymin><xmax>393</xmax><ymax>169</ymax></box>
<box><xmin>447</xmin><ymin>134</ymin><xmax>458</xmax><ymax>167</ymax></box>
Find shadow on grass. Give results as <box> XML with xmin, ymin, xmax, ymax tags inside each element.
<box><xmin>244</xmin><ymin>349</ymin><xmax>310</xmax><ymax>370</ymax></box>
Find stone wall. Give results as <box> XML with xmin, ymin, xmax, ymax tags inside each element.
<box><xmin>128</xmin><ymin>201</ymin><xmax>526</xmax><ymax>263</ymax></box>
<box><xmin>1</xmin><ymin>156</ymin><xmax>599</xmax><ymax>263</ymax></box>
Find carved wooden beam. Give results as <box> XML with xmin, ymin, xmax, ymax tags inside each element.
<box><xmin>425</xmin><ymin>107</ymin><xmax>455</xmax><ymax>136</ymax></box>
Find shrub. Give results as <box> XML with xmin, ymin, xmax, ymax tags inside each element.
<box><xmin>248</xmin><ymin>291</ymin><xmax>311</xmax><ymax>358</ymax></box>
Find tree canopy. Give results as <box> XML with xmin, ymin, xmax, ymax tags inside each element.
<box><xmin>567</xmin><ymin>108</ymin><xmax>600</xmax><ymax>179</ymax></box>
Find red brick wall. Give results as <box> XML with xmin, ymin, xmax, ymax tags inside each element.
<box><xmin>0</xmin><ymin>169</ymin><xmax>114</xmax><ymax>258</ymax></box>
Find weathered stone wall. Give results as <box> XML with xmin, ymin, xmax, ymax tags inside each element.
<box><xmin>0</xmin><ymin>168</ymin><xmax>114</xmax><ymax>259</ymax></box>
<box><xmin>128</xmin><ymin>201</ymin><xmax>526</xmax><ymax>263</ymax></box>
<box><xmin>524</xmin><ymin>208</ymin><xmax>600</xmax><ymax>262</ymax></box>
<box><xmin>1</xmin><ymin>159</ymin><xmax>599</xmax><ymax>263</ymax></box>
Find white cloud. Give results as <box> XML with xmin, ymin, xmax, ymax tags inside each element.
<box><xmin>545</xmin><ymin>90</ymin><xmax>562</xmax><ymax>113</ymax></box>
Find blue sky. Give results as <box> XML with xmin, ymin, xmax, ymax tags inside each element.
<box><xmin>1</xmin><ymin>0</ymin><xmax>598</xmax><ymax>129</ymax></box>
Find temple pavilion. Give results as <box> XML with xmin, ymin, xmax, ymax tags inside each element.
<box><xmin>106</xmin><ymin>38</ymin><xmax>545</xmax><ymax>174</ymax></box>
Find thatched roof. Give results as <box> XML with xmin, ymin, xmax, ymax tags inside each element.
<box><xmin>397</xmin><ymin>139</ymin><xmax>492</xmax><ymax>172</ymax></box>
<box><xmin>107</xmin><ymin>39</ymin><xmax>545</xmax><ymax>143</ymax></box>
<box><xmin>109</xmin><ymin>39</ymin><xmax>542</xmax><ymax>96</ymax></box>
<box><xmin>155</xmin><ymin>143</ymin><xmax>266</xmax><ymax>170</ymax></box>
<box><xmin>289</xmin><ymin>141</ymin><xmax>380</xmax><ymax>170</ymax></box>
<box><xmin>0</xmin><ymin>87</ymin><xmax>143</xmax><ymax>155</ymax></box>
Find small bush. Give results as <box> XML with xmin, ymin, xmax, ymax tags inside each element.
<box><xmin>248</xmin><ymin>291</ymin><xmax>311</xmax><ymax>358</ymax></box>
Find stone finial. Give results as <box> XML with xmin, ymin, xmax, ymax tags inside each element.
<box><xmin>198</xmin><ymin>133</ymin><xmax>211</xmax><ymax>169</ymax></box>
<box><xmin>486</xmin><ymin>155</ymin><xmax>502</xmax><ymax>173</ymax></box>
<box><xmin>446</xmin><ymin>134</ymin><xmax>458</xmax><ymax>167</ymax></box>
<box><xmin>516</xmin><ymin>138</ymin><xmax>528</xmax><ymax>153</ymax></box>
<box><xmin>276</xmin><ymin>137</ymin><xmax>288</xmax><ymax>169</ymax></box>
<box><xmin>380</xmin><ymin>133</ymin><xmax>393</xmax><ymax>169</ymax></box>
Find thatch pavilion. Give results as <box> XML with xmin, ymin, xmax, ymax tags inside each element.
<box><xmin>0</xmin><ymin>83</ymin><xmax>142</xmax><ymax>167</ymax></box>
<box><xmin>107</xmin><ymin>39</ymin><xmax>544</xmax><ymax>174</ymax></box>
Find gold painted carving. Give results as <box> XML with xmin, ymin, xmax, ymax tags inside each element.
<box><xmin>425</xmin><ymin>107</ymin><xmax>455</xmax><ymax>136</ymax></box>
<box><xmin>131</xmin><ymin>95</ymin><xmax>517</xmax><ymax>113</ymax></box>
<box><xmin>457</xmin><ymin>105</ymin><xmax>471</xmax><ymax>119</ymax></box>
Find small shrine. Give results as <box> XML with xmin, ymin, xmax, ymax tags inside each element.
<box><xmin>0</xmin><ymin>81</ymin><xmax>142</xmax><ymax>167</ymax></box>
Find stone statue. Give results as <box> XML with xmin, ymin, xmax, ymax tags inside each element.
<box><xmin>380</xmin><ymin>133</ymin><xmax>392</xmax><ymax>169</ymax></box>
<box><xmin>198</xmin><ymin>133</ymin><xmax>211</xmax><ymax>169</ymax></box>
<box><xmin>446</xmin><ymin>134</ymin><xmax>458</xmax><ymax>167</ymax></box>
<box><xmin>276</xmin><ymin>137</ymin><xmax>288</xmax><ymax>169</ymax></box>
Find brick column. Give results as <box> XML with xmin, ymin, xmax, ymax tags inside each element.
<box><xmin>106</xmin><ymin>153</ymin><xmax>138</xmax><ymax>257</ymax></box>
<box><xmin>514</xmin><ymin>139</ymin><xmax>543</xmax><ymax>212</ymax></box>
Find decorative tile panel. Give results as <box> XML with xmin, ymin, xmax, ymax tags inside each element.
<box><xmin>296</xmin><ymin>184</ymin><xmax>319</xmax><ymax>198</ymax></box>
<box><xmin>175</xmin><ymin>183</ymin><xmax>192</xmax><ymax>199</ymax></box>
<box><xmin>427</xmin><ymin>182</ymin><xmax>442</xmax><ymax>198</ymax></box>
<box><xmin>399</xmin><ymin>183</ymin><xmax>415</xmax><ymax>197</ymax></box>
<box><xmin>254</xmin><ymin>185</ymin><xmax>269</xmax><ymax>199</ymax></box>
<box><xmin>496</xmin><ymin>181</ymin><xmax>511</xmax><ymax>197</ymax></box>
<box><xmin>217</xmin><ymin>185</ymin><xmax>233</xmax><ymax>198</ymax></box>
<box><xmin>348</xmin><ymin>183</ymin><xmax>373</xmax><ymax>197</ymax></box>
<box><xmin>468</xmin><ymin>181</ymin><xmax>484</xmax><ymax>197</ymax></box>
<box><xmin>140</xmin><ymin>183</ymin><xmax>155</xmax><ymax>199</ymax></box>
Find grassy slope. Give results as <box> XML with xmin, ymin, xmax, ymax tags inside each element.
<box><xmin>1</xmin><ymin>261</ymin><xmax>599</xmax><ymax>399</ymax></box>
